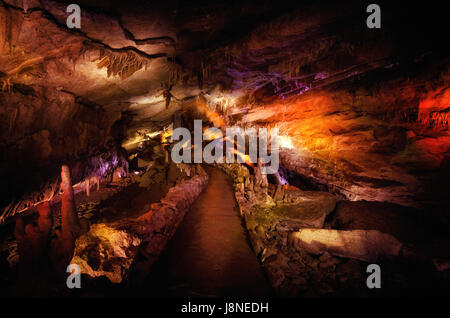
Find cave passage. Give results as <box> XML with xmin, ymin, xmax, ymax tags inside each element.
<box><xmin>0</xmin><ymin>0</ymin><xmax>449</xmax><ymax>301</ymax></box>
<box><xmin>148</xmin><ymin>166</ymin><xmax>272</xmax><ymax>297</ymax></box>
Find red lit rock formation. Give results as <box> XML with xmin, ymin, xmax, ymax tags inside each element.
<box><xmin>14</xmin><ymin>201</ymin><xmax>52</xmax><ymax>276</ymax></box>
<box><xmin>49</xmin><ymin>165</ymin><xmax>81</xmax><ymax>277</ymax></box>
<box><xmin>13</xmin><ymin>165</ymin><xmax>82</xmax><ymax>285</ymax></box>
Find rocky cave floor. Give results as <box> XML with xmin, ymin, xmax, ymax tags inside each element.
<box><xmin>218</xmin><ymin>164</ymin><xmax>450</xmax><ymax>298</ymax></box>
<box><xmin>0</xmin><ymin>139</ymin><xmax>449</xmax><ymax>298</ymax></box>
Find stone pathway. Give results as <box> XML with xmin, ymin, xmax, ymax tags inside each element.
<box><xmin>148</xmin><ymin>166</ymin><xmax>272</xmax><ymax>297</ymax></box>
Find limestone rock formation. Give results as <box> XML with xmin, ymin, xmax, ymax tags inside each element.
<box><xmin>12</xmin><ymin>165</ymin><xmax>82</xmax><ymax>294</ymax></box>
<box><xmin>288</xmin><ymin>229</ymin><xmax>403</xmax><ymax>263</ymax></box>
<box><xmin>71</xmin><ymin>223</ymin><xmax>141</xmax><ymax>284</ymax></box>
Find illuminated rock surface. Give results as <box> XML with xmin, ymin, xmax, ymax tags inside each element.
<box><xmin>71</xmin><ymin>167</ymin><xmax>208</xmax><ymax>284</ymax></box>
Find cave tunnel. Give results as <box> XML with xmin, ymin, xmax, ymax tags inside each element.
<box><xmin>0</xmin><ymin>0</ymin><xmax>449</xmax><ymax>306</ymax></box>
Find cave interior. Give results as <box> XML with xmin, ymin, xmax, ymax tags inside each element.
<box><xmin>0</xmin><ymin>0</ymin><xmax>449</xmax><ymax>299</ymax></box>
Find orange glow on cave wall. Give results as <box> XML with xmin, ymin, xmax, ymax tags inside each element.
<box><xmin>252</xmin><ymin>84</ymin><xmax>449</xmax><ymax>178</ymax></box>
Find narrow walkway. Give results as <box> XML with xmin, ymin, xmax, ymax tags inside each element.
<box><xmin>147</xmin><ymin>166</ymin><xmax>271</xmax><ymax>297</ymax></box>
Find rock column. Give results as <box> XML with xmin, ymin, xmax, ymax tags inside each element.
<box><xmin>60</xmin><ymin>165</ymin><xmax>81</xmax><ymax>240</ymax></box>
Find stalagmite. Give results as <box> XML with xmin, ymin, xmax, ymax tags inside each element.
<box><xmin>60</xmin><ymin>165</ymin><xmax>81</xmax><ymax>239</ymax></box>
<box><xmin>50</xmin><ymin>165</ymin><xmax>81</xmax><ymax>276</ymax></box>
<box><xmin>165</xmin><ymin>146</ymin><xmax>169</xmax><ymax>164</ymax></box>
<box><xmin>95</xmin><ymin>175</ymin><xmax>100</xmax><ymax>191</ymax></box>
<box><xmin>254</xmin><ymin>158</ymin><xmax>269</xmax><ymax>188</ymax></box>
<box><xmin>14</xmin><ymin>165</ymin><xmax>86</xmax><ymax>280</ymax></box>
<box><xmin>85</xmin><ymin>178</ymin><xmax>90</xmax><ymax>197</ymax></box>
<box><xmin>273</xmin><ymin>184</ymin><xmax>285</xmax><ymax>201</ymax></box>
<box><xmin>36</xmin><ymin>201</ymin><xmax>52</xmax><ymax>245</ymax></box>
<box><xmin>13</xmin><ymin>218</ymin><xmax>32</xmax><ymax>275</ymax></box>
<box><xmin>13</xmin><ymin>201</ymin><xmax>53</xmax><ymax>277</ymax></box>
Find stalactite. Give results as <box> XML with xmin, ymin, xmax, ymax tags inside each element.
<box><xmin>1</xmin><ymin>77</ymin><xmax>12</xmax><ymax>92</ymax></box>
<box><xmin>0</xmin><ymin>4</ymin><xmax>24</xmax><ymax>57</ymax></box>
<box><xmin>77</xmin><ymin>174</ymin><xmax>100</xmax><ymax>197</ymax></box>
<box><xmin>0</xmin><ymin>178</ymin><xmax>59</xmax><ymax>224</ymax></box>
<box><xmin>85</xmin><ymin>178</ymin><xmax>90</xmax><ymax>197</ymax></box>
<box><xmin>0</xmin><ymin>5</ymin><xmax>6</xmax><ymax>54</ymax></box>
<box><xmin>167</xmin><ymin>59</ymin><xmax>182</xmax><ymax>87</ymax></box>
<box><xmin>197</xmin><ymin>57</ymin><xmax>211</xmax><ymax>90</ymax></box>
<box><xmin>5</xmin><ymin>6</ymin><xmax>12</xmax><ymax>55</ymax></box>
<box><xmin>22</xmin><ymin>0</ymin><xmax>29</xmax><ymax>13</ymax></box>
<box><xmin>95</xmin><ymin>49</ymin><xmax>150</xmax><ymax>80</ymax></box>
<box><xmin>419</xmin><ymin>110</ymin><xmax>450</xmax><ymax>128</ymax></box>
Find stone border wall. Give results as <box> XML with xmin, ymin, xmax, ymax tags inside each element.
<box><xmin>72</xmin><ymin>165</ymin><xmax>209</xmax><ymax>284</ymax></box>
